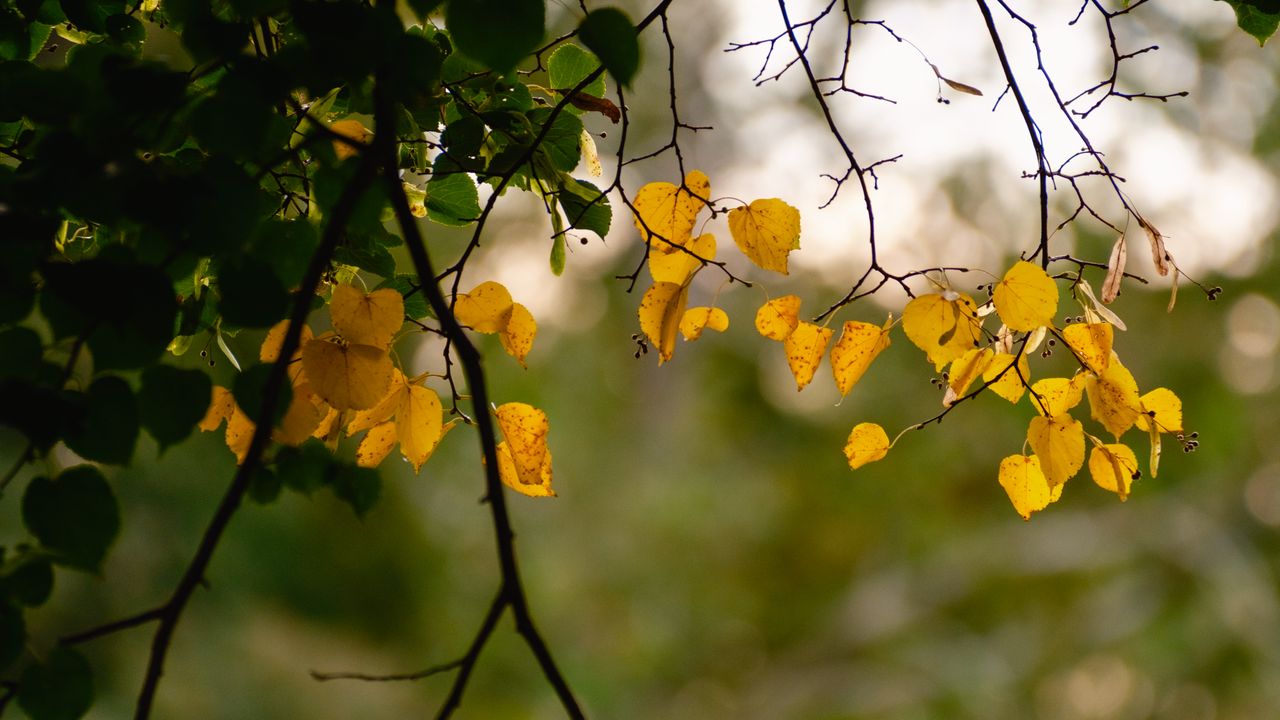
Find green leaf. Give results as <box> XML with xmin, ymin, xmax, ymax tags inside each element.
<box><xmin>550</xmin><ymin>233</ymin><xmax>566</xmax><ymax>276</ymax></box>
<box><xmin>558</xmin><ymin>178</ymin><xmax>612</xmax><ymax>238</ymax></box>
<box><xmin>233</xmin><ymin>363</ymin><xmax>291</xmax><ymax>427</ymax></box>
<box><xmin>17</xmin><ymin>646</ymin><xmax>94</xmax><ymax>720</ymax></box>
<box><xmin>333</xmin><ymin>229</ymin><xmax>399</xmax><ymax>278</ymax></box>
<box><xmin>547</xmin><ymin>43</ymin><xmax>606</xmax><ymax>97</ymax></box>
<box><xmin>216</xmin><ymin>255</ymin><xmax>290</xmax><ymax>329</ymax></box>
<box><xmin>22</xmin><ymin>467</ymin><xmax>120</xmax><ymax>571</ymax></box>
<box><xmin>274</xmin><ymin>440</ymin><xmax>332</xmax><ymax>494</ymax></box>
<box><xmin>445</xmin><ymin>0</ymin><xmax>544</xmax><ymax>74</ymax></box>
<box><xmin>330</xmin><ymin>463</ymin><xmax>381</xmax><ymax>516</ymax></box>
<box><xmin>62</xmin><ymin>376</ymin><xmax>138</xmax><ymax>466</ymax></box>
<box><xmin>375</xmin><ymin>275</ymin><xmax>433</xmax><ymax>320</ymax></box>
<box><xmin>248</xmin><ymin>466</ymin><xmax>282</xmax><ymax>504</ymax></box>
<box><xmin>425</xmin><ymin>171</ymin><xmax>481</xmax><ymax>226</ymax></box>
<box><xmin>250</xmin><ymin>220</ymin><xmax>319</xmax><ymax>291</ymax></box>
<box><xmin>1221</xmin><ymin>0</ymin><xmax>1280</xmax><ymax>44</ymax></box>
<box><xmin>0</xmin><ymin>550</ymin><xmax>54</xmax><ymax>607</ymax></box>
<box><xmin>0</xmin><ymin>602</ymin><xmax>23</xmax><ymax>669</ymax></box>
<box><xmin>578</xmin><ymin>8</ymin><xmax>640</xmax><ymax>87</ymax></box>
<box><xmin>528</xmin><ymin>107</ymin><xmax>583</xmax><ymax>172</ymax></box>
<box><xmin>139</xmin><ymin>365</ymin><xmax>213</xmax><ymax>451</ymax></box>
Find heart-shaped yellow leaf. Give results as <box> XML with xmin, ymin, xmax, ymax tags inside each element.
<box><xmin>830</xmin><ymin>318</ymin><xmax>892</xmax><ymax>398</ymax></box>
<box><xmin>397</xmin><ymin>383</ymin><xmax>443</xmax><ymax>472</ymax></box>
<box><xmin>330</xmin><ymin>284</ymin><xmax>404</xmax><ymax>350</ymax></box>
<box><xmin>301</xmin><ymin>339</ymin><xmax>394</xmax><ymax>412</ymax></box>
<box><xmin>755</xmin><ymin>295</ymin><xmax>801</xmax><ymax>342</ymax></box>
<box><xmin>1027</xmin><ymin>414</ymin><xmax>1085</xmax><ymax>488</ymax></box>
<box><xmin>1084</xmin><ymin>355</ymin><xmax>1143</xmax><ymax>437</ymax></box>
<box><xmin>784</xmin><ymin>321</ymin><xmax>833</xmax><ymax>391</ymax></box>
<box><xmin>454</xmin><ymin>281</ymin><xmax>515</xmax><ymax>333</ymax></box>
<box><xmin>944</xmin><ymin>347</ymin><xmax>994</xmax><ymax>406</ymax></box>
<box><xmin>844</xmin><ymin>422</ymin><xmax>891</xmax><ymax>469</ymax></box>
<box><xmin>1134</xmin><ymin>387</ymin><xmax>1182</xmax><ymax>433</ymax></box>
<box><xmin>901</xmin><ymin>292</ymin><xmax>983</xmax><ymax>370</ymax></box>
<box><xmin>983</xmin><ymin>352</ymin><xmax>1029</xmax><ymax>403</ymax></box>
<box><xmin>998</xmin><ymin>454</ymin><xmax>1059</xmax><ymax>520</ymax></box>
<box><xmin>727</xmin><ymin>198</ymin><xmax>801</xmax><ymax>274</ymax></box>
<box><xmin>632</xmin><ymin>169</ymin><xmax>710</xmax><ymax>249</ymax></box>
<box><xmin>500</xmin><ymin>302</ymin><xmax>537</xmax><ymax>367</ymax></box>
<box><xmin>497</xmin><ymin>441</ymin><xmax>555</xmax><ymax>497</ymax></box>
<box><xmin>649</xmin><ymin>232</ymin><xmax>716</xmax><ymax>285</ymax></box>
<box><xmin>993</xmin><ymin>261</ymin><xmax>1059</xmax><ymax>332</ymax></box>
<box><xmin>1029</xmin><ymin>375</ymin><xmax>1085</xmax><ymax>417</ymax></box>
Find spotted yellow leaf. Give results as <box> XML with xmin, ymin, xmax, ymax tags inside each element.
<box><xmin>301</xmin><ymin>339</ymin><xmax>394</xmax><ymax>412</ymax></box>
<box><xmin>830</xmin><ymin>318</ymin><xmax>892</xmax><ymax>398</ymax></box>
<box><xmin>497</xmin><ymin>440</ymin><xmax>555</xmax><ymax>497</ymax></box>
<box><xmin>638</xmin><ymin>281</ymin><xmax>689</xmax><ymax>364</ymax></box>
<box><xmin>346</xmin><ymin>368</ymin><xmax>407</xmax><ymax>434</ymax></box>
<box><xmin>454</xmin><ymin>281</ymin><xmax>514</xmax><ymax>333</ymax></box>
<box><xmin>199</xmin><ymin>385</ymin><xmax>236</xmax><ymax>432</ymax></box>
<box><xmin>1027</xmin><ymin>414</ymin><xmax>1085</xmax><ymax>488</ymax></box>
<box><xmin>679</xmin><ymin>306</ymin><xmax>729</xmax><ymax>341</ymax></box>
<box><xmin>944</xmin><ymin>347</ymin><xmax>994</xmax><ymax>406</ymax></box>
<box><xmin>901</xmin><ymin>292</ymin><xmax>983</xmax><ymax>370</ymax></box>
<box><xmin>398</xmin><ymin>383</ymin><xmax>443</xmax><ymax>472</ymax></box>
<box><xmin>1088</xmin><ymin>442</ymin><xmax>1139</xmax><ymax>501</ymax></box>
<box><xmin>844</xmin><ymin>422</ymin><xmax>891</xmax><ymax>469</ymax></box>
<box><xmin>755</xmin><ymin>295</ymin><xmax>801</xmax><ymax>342</ymax></box>
<box><xmin>1029</xmin><ymin>375</ymin><xmax>1085</xmax><ymax>417</ymax></box>
<box><xmin>632</xmin><ymin>169</ymin><xmax>710</xmax><ymax>249</ymax></box>
<box><xmin>992</xmin><ymin>261</ymin><xmax>1059</xmax><ymax>332</ymax></box>
<box><xmin>784</xmin><ymin>321</ymin><xmax>833</xmax><ymax>391</ymax></box>
<box><xmin>1084</xmin><ymin>354</ymin><xmax>1143</xmax><ymax>437</ymax></box>
<box><xmin>1062</xmin><ymin>322</ymin><xmax>1112</xmax><ymax>374</ymax></box>
<box><xmin>495</xmin><ymin>402</ymin><xmax>552</xmax><ymax>491</ymax></box>
<box><xmin>499</xmin><ymin>302</ymin><xmax>537</xmax><ymax>367</ymax></box>
<box><xmin>727</xmin><ymin>198</ymin><xmax>801</xmax><ymax>274</ymax></box>
<box><xmin>983</xmin><ymin>352</ymin><xmax>1029</xmax><ymax>404</ymax></box>
<box><xmin>998</xmin><ymin>454</ymin><xmax>1059</xmax><ymax>520</ymax></box>
<box><xmin>650</xmin><ymin>232</ymin><xmax>716</xmax><ymax>285</ymax></box>
<box><xmin>1134</xmin><ymin>387</ymin><xmax>1182</xmax><ymax>433</ymax></box>
<box><xmin>356</xmin><ymin>421</ymin><xmax>398</xmax><ymax>468</ymax></box>
<box><xmin>330</xmin><ymin>284</ymin><xmax>404</xmax><ymax>350</ymax></box>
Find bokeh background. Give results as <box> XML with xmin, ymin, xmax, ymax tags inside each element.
<box><xmin>5</xmin><ymin>1</ymin><xmax>1280</xmax><ymax>718</ymax></box>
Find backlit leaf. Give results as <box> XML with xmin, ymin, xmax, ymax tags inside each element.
<box><xmin>1088</xmin><ymin>443</ymin><xmax>1139</xmax><ymax>501</ymax></box>
<box><xmin>347</xmin><ymin>369</ymin><xmax>407</xmax><ymax>434</ymax></box>
<box><xmin>330</xmin><ymin>118</ymin><xmax>371</xmax><ymax>160</ymax></box>
<box><xmin>1085</xmin><ymin>355</ymin><xmax>1143</xmax><ymax>437</ymax></box>
<box><xmin>397</xmin><ymin>383</ymin><xmax>443</xmax><ymax>472</ymax></box>
<box><xmin>495</xmin><ymin>402</ymin><xmax>551</xmax><ymax>489</ymax></box>
<box><xmin>301</xmin><ymin>339</ymin><xmax>394</xmax><ymax>412</ymax></box>
<box><xmin>1134</xmin><ymin>387</ymin><xmax>1183</xmax><ymax>433</ymax></box>
<box><xmin>755</xmin><ymin>295</ymin><xmax>801</xmax><ymax>342</ymax></box>
<box><xmin>843</xmin><ymin>422</ymin><xmax>891</xmax><ymax>469</ymax></box>
<box><xmin>199</xmin><ymin>385</ymin><xmax>236</xmax><ymax>432</ymax></box>
<box><xmin>1029</xmin><ymin>376</ymin><xmax>1085</xmax><ymax>417</ymax></box>
<box><xmin>497</xmin><ymin>440</ymin><xmax>555</xmax><ymax>497</ymax></box>
<box><xmin>901</xmin><ymin>292</ymin><xmax>983</xmax><ymax>370</ymax></box>
<box><xmin>983</xmin><ymin>352</ymin><xmax>1029</xmax><ymax>404</ymax></box>
<box><xmin>330</xmin><ymin>284</ymin><xmax>404</xmax><ymax>350</ymax></box>
<box><xmin>830</xmin><ymin>318</ymin><xmax>892</xmax><ymax>398</ymax></box>
<box><xmin>992</xmin><ymin>261</ymin><xmax>1058</xmax><ymax>332</ymax></box>
<box><xmin>632</xmin><ymin>170</ymin><xmax>710</xmax><ymax>249</ymax></box>
<box><xmin>638</xmin><ymin>281</ymin><xmax>688</xmax><ymax>364</ymax></box>
<box><xmin>500</xmin><ymin>302</ymin><xmax>538</xmax><ymax>367</ymax></box>
<box><xmin>22</xmin><ymin>466</ymin><xmax>119</xmax><ymax>571</ymax></box>
<box><xmin>784</xmin><ymin>321</ymin><xmax>833</xmax><ymax>391</ymax></box>
<box><xmin>454</xmin><ymin>281</ymin><xmax>514</xmax><ymax>333</ymax></box>
<box><xmin>649</xmin><ymin>232</ymin><xmax>715</xmax><ymax>285</ymax></box>
<box><xmin>998</xmin><ymin>454</ymin><xmax>1057</xmax><ymax>520</ymax></box>
<box><xmin>679</xmin><ymin>306</ymin><xmax>729</xmax><ymax>341</ymax></box>
<box><xmin>1062</xmin><ymin>322</ymin><xmax>1112</xmax><ymax>374</ymax></box>
<box><xmin>1027</xmin><ymin>414</ymin><xmax>1085</xmax><ymax>488</ymax></box>
<box><xmin>944</xmin><ymin>347</ymin><xmax>993</xmax><ymax>406</ymax></box>
<box><xmin>275</xmin><ymin>380</ymin><xmax>330</xmax><ymax>446</ymax></box>
<box><xmin>727</xmin><ymin>198</ymin><xmax>801</xmax><ymax>274</ymax></box>
<box><xmin>355</xmin><ymin>421</ymin><xmax>397</xmax><ymax>468</ymax></box>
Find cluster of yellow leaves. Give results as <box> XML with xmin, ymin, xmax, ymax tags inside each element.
<box><xmin>453</xmin><ymin>280</ymin><xmax>538</xmax><ymax>367</ymax></box>
<box><xmin>632</xmin><ymin>170</ymin><xmax>802</xmax><ymax>363</ymax></box>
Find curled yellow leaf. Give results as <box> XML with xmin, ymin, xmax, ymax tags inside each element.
<box><xmin>495</xmin><ymin>402</ymin><xmax>552</xmax><ymax>490</ymax></box>
<box><xmin>330</xmin><ymin>284</ymin><xmax>404</xmax><ymax>350</ymax></box>
<box><xmin>755</xmin><ymin>295</ymin><xmax>801</xmax><ymax>342</ymax></box>
<box><xmin>679</xmin><ymin>306</ymin><xmax>729</xmax><ymax>341</ymax></box>
<box><xmin>454</xmin><ymin>281</ymin><xmax>514</xmax><ymax>334</ymax></box>
<box><xmin>844</xmin><ymin>422</ymin><xmax>891</xmax><ymax>469</ymax></box>
<box><xmin>346</xmin><ymin>368</ymin><xmax>407</xmax><ymax>435</ymax></box>
<box><xmin>638</xmin><ymin>281</ymin><xmax>689</xmax><ymax>364</ymax></box>
<box><xmin>784</xmin><ymin>321</ymin><xmax>833</xmax><ymax>391</ymax></box>
<box><xmin>500</xmin><ymin>302</ymin><xmax>537</xmax><ymax>367</ymax></box>
<box><xmin>1027</xmin><ymin>414</ymin><xmax>1085</xmax><ymax>488</ymax></box>
<box><xmin>1088</xmin><ymin>443</ymin><xmax>1139</xmax><ymax>501</ymax></box>
<box><xmin>649</xmin><ymin>232</ymin><xmax>716</xmax><ymax>285</ymax></box>
<box><xmin>998</xmin><ymin>454</ymin><xmax>1057</xmax><ymax>520</ymax></box>
<box><xmin>497</xmin><ymin>441</ymin><xmax>555</xmax><ymax>497</ymax></box>
<box><xmin>397</xmin><ymin>384</ymin><xmax>443</xmax><ymax>472</ymax></box>
<box><xmin>632</xmin><ymin>170</ymin><xmax>710</xmax><ymax>249</ymax></box>
<box><xmin>944</xmin><ymin>347</ymin><xmax>993</xmax><ymax>407</ymax></box>
<box><xmin>301</xmin><ymin>339</ymin><xmax>394</xmax><ymax>412</ymax></box>
<box><xmin>992</xmin><ymin>261</ymin><xmax>1059</xmax><ymax>332</ymax></box>
<box><xmin>830</xmin><ymin>318</ymin><xmax>892</xmax><ymax>398</ymax></box>
<box><xmin>199</xmin><ymin>385</ymin><xmax>236</xmax><ymax>432</ymax></box>
<box><xmin>983</xmin><ymin>352</ymin><xmax>1029</xmax><ymax>404</ymax></box>
<box><xmin>901</xmin><ymin>292</ymin><xmax>983</xmax><ymax>370</ymax></box>
<box><xmin>727</xmin><ymin>198</ymin><xmax>801</xmax><ymax>274</ymax></box>
<box><xmin>1084</xmin><ymin>355</ymin><xmax>1143</xmax><ymax>437</ymax></box>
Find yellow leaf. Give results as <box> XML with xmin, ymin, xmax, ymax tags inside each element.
<box><xmin>638</xmin><ymin>281</ymin><xmax>689</xmax><ymax>364</ymax></box>
<box><xmin>199</xmin><ymin>385</ymin><xmax>236</xmax><ymax>432</ymax></box>
<box><xmin>830</xmin><ymin>318</ymin><xmax>892</xmax><ymax>398</ymax></box>
<box><xmin>754</xmin><ymin>295</ymin><xmax>801</xmax><ymax>342</ymax></box>
<box><xmin>1029</xmin><ymin>375</ymin><xmax>1084</xmax><ymax>417</ymax></box>
<box><xmin>225</xmin><ymin>403</ymin><xmax>256</xmax><ymax>465</ymax></box>
<box><xmin>727</xmin><ymin>198</ymin><xmax>801</xmax><ymax>274</ymax></box>
<box><xmin>1027</xmin><ymin>414</ymin><xmax>1085</xmax><ymax>488</ymax></box>
<box><xmin>679</xmin><ymin>306</ymin><xmax>729</xmax><ymax>341</ymax></box>
<box><xmin>275</xmin><ymin>379</ymin><xmax>331</xmax><ymax>445</ymax></box>
<box><xmin>1062</xmin><ymin>322</ymin><xmax>1112</xmax><ymax>374</ymax></box>
<box><xmin>454</xmin><ymin>281</ymin><xmax>514</xmax><ymax>334</ymax></box>
<box><xmin>397</xmin><ymin>384</ymin><xmax>443</xmax><ymax>472</ymax></box>
<box><xmin>330</xmin><ymin>118</ymin><xmax>372</xmax><ymax>160</ymax></box>
<box><xmin>1134</xmin><ymin>387</ymin><xmax>1183</xmax><ymax>433</ymax></box>
<box><xmin>346</xmin><ymin>368</ymin><xmax>407</xmax><ymax>434</ymax></box>
<box><xmin>901</xmin><ymin>292</ymin><xmax>983</xmax><ymax>370</ymax></box>
<box><xmin>843</xmin><ymin>422</ymin><xmax>891</xmax><ymax>469</ymax></box>
<box><xmin>1084</xmin><ymin>354</ymin><xmax>1143</xmax><ymax>437</ymax></box>
<box><xmin>355</xmin><ymin>421</ymin><xmax>398</xmax><ymax>468</ymax></box>
<box><xmin>497</xmin><ymin>441</ymin><xmax>555</xmax><ymax>497</ymax></box>
<box><xmin>992</xmin><ymin>261</ymin><xmax>1059</xmax><ymax>332</ymax></box>
<box><xmin>301</xmin><ymin>339</ymin><xmax>394</xmax><ymax>412</ymax></box>
<box><xmin>498</xmin><ymin>302</ymin><xmax>537</xmax><ymax>367</ymax></box>
<box><xmin>259</xmin><ymin>320</ymin><xmax>314</xmax><ymax>366</ymax></box>
<box><xmin>983</xmin><ymin>352</ymin><xmax>1029</xmax><ymax>404</ymax></box>
<box><xmin>1088</xmin><ymin>443</ymin><xmax>1139</xmax><ymax>501</ymax></box>
<box><xmin>649</xmin><ymin>232</ymin><xmax>716</xmax><ymax>285</ymax></box>
<box><xmin>944</xmin><ymin>347</ymin><xmax>994</xmax><ymax>406</ymax></box>
<box><xmin>632</xmin><ymin>169</ymin><xmax>710</xmax><ymax>248</ymax></box>
<box><xmin>495</xmin><ymin>402</ymin><xmax>552</xmax><ymax>489</ymax></box>
<box><xmin>330</xmin><ymin>284</ymin><xmax>404</xmax><ymax>350</ymax></box>
<box><xmin>998</xmin><ymin>454</ymin><xmax>1056</xmax><ymax>520</ymax></box>
<box><xmin>784</xmin><ymin>321</ymin><xmax>833</xmax><ymax>391</ymax></box>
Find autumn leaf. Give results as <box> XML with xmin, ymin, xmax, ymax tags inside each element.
<box><xmin>347</xmin><ymin>369</ymin><xmax>407</xmax><ymax>434</ymax></box>
<box><xmin>784</xmin><ymin>321</ymin><xmax>833</xmax><ymax>391</ymax></box>
<box><xmin>830</xmin><ymin>318</ymin><xmax>892</xmax><ymax>398</ymax></box>
<box><xmin>199</xmin><ymin>385</ymin><xmax>236</xmax><ymax>432</ymax></box>
<box><xmin>998</xmin><ymin>454</ymin><xmax>1060</xmax><ymax>520</ymax></box>
<box><xmin>1084</xmin><ymin>354</ymin><xmax>1143</xmax><ymax>437</ymax></box>
<box><xmin>992</xmin><ymin>261</ymin><xmax>1059</xmax><ymax>332</ymax></box>
<box><xmin>1134</xmin><ymin>387</ymin><xmax>1183</xmax><ymax>434</ymax></box>
<box><xmin>330</xmin><ymin>284</ymin><xmax>404</xmax><ymax>350</ymax></box>
<box><xmin>1062</xmin><ymin>322</ymin><xmax>1112</xmax><ymax>374</ymax></box>
<box><xmin>1101</xmin><ymin>235</ymin><xmax>1127</xmax><ymax>304</ymax></box>
<box><xmin>649</xmin><ymin>232</ymin><xmax>716</xmax><ymax>285</ymax></box>
<box><xmin>632</xmin><ymin>169</ymin><xmax>710</xmax><ymax>249</ymax></box>
<box><xmin>197</xmin><ymin>386</ymin><xmax>255</xmax><ymax>464</ymax></box>
<box><xmin>497</xmin><ymin>441</ymin><xmax>555</xmax><ymax>497</ymax></box>
<box><xmin>1137</xmin><ymin>214</ymin><xmax>1170</xmax><ymax>276</ymax></box>
<box><xmin>983</xmin><ymin>352</ymin><xmax>1029</xmax><ymax>404</ymax></box>
<box><xmin>259</xmin><ymin>320</ymin><xmax>314</xmax><ymax>369</ymax></box>
<box><xmin>274</xmin><ymin>379</ymin><xmax>330</xmax><ymax>445</ymax></box>
<box><xmin>638</xmin><ymin>281</ymin><xmax>689</xmax><ymax>364</ymax></box>
<box><xmin>500</xmin><ymin>303</ymin><xmax>537</xmax><ymax>367</ymax></box>
<box><xmin>1029</xmin><ymin>376</ymin><xmax>1085</xmax><ymax>417</ymax></box>
<box><xmin>1027</xmin><ymin>414</ymin><xmax>1085</xmax><ymax>488</ymax></box>
<box><xmin>727</xmin><ymin>198</ymin><xmax>801</xmax><ymax>274</ymax></box>
<box><xmin>1088</xmin><ymin>443</ymin><xmax>1139</xmax><ymax>501</ymax></box>
<box><xmin>356</xmin><ymin>421</ymin><xmax>398</xmax><ymax>468</ymax></box>
<box><xmin>495</xmin><ymin>402</ymin><xmax>552</xmax><ymax>491</ymax></box>
<box><xmin>330</xmin><ymin>118</ymin><xmax>371</xmax><ymax>160</ymax></box>
<box><xmin>755</xmin><ymin>295</ymin><xmax>801</xmax><ymax>342</ymax></box>
<box><xmin>454</xmin><ymin>281</ymin><xmax>515</xmax><ymax>333</ymax></box>
<box><xmin>901</xmin><ymin>292</ymin><xmax>983</xmax><ymax>370</ymax></box>
<box><xmin>397</xmin><ymin>383</ymin><xmax>443</xmax><ymax>472</ymax></box>
<box><xmin>844</xmin><ymin>422</ymin><xmax>891</xmax><ymax>469</ymax></box>
<box><xmin>301</xmin><ymin>339</ymin><xmax>394</xmax><ymax>412</ymax></box>
<box><xmin>944</xmin><ymin>347</ymin><xmax>993</xmax><ymax>406</ymax></box>
<box><xmin>679</xmin><ymin>306</ymin><xmax>729</xmax><ymax>341</ymax></box>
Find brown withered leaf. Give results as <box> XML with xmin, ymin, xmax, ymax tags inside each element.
<box><xmin>1101</xmin><ymin>234</ymin><xmax>1127</xmax><ymax>304</ymax></box>
<box><xmin>1136</xmin><ymin>214</ymin><xmax>1170</xmax><ymax>276</ymax></box>
<box><xmin>560</xmin><ymin>90</ymin><xmax>621</xmax><ymax>123</ymax></box>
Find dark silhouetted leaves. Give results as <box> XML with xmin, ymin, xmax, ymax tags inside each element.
<box><xmin>0</xmin><ymin>327</ymin><xmax>42</xmax><ymax>381</ymax></box>
<box><xmin>17</xmin><ymin>646</ymin><xmax>93</xmax><ymax>720</ymax></box>
<box><xmin>330</xmin><ymin>463</ymin><xmax>381</xmax><ymax>516</ymax></box>
<box><xmin>446</xmin><ymin>0</ymin><xmax>543</xmax><ymax>74</ymax></box>
<box><xmin>233</xmin><ymin>362</ymin><xmax>291</xmax><ymax>426</ymax></box>
<box><xmin>578</xmin><ymin>8</ymin><xmax>639</xmax><ymax>87</ymax></box>
<box><xmin>0</xmin><ymin>549</ymin><xmax>54</xmax><ymax>607</ymax></box>
<box><xmin>139</xmin><ymin>365</ymin><xmax>213</xmax><ymax>451</ymax></box>
<box><xmin>22</xmin><ymin>466</ymin><xmax>120</xmax><ymax>571</ymax></box>
<box><xmin>217</xmin><ymin>256</ymin><xmax>290</xmax><ymax>329</ymax></box>
<box><xmin>62</xmin><ymin>376</ymin><xmax>138</xmax><ymax>465</ymax></box>
<box><xmin>0</xmin><ymin>602</ymin><xmax>22</xmax><ymax>669</ymax></box>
